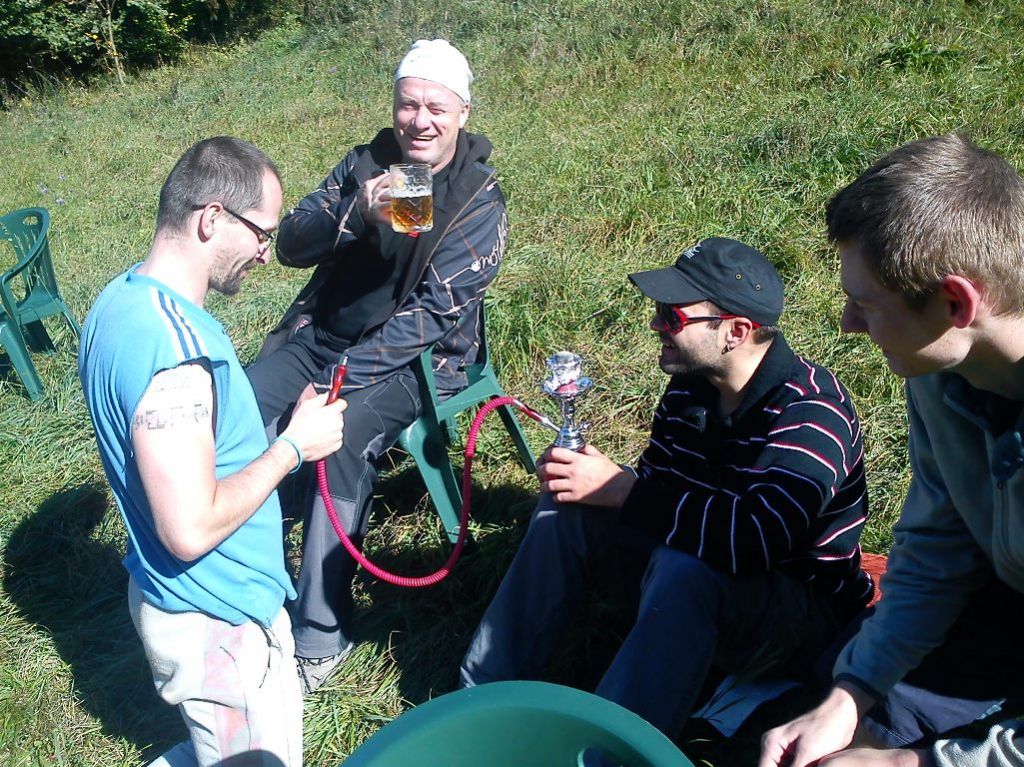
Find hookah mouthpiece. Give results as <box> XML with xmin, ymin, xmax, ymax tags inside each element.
<box><xmin>328</xmin><ymin>355</ymin><xmax>349</xmax><ymax>404</ymax></box>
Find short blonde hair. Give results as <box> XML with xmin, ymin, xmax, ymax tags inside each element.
<box><xmin>826</xmin><ymin>133</ymin><xmax>1024</xmax><ymax>313</ymax></box>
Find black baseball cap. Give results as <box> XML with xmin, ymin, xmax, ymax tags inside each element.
<box><xmin>628</xmin><ymin>237</ymin><xmax>784</xmax><ymax>326</ymax></box>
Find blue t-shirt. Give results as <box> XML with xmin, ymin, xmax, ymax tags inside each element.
<box><xmin>79</xmin><ymin>265</ymin><xmax>296</xmax><ymax>626</ymax></box>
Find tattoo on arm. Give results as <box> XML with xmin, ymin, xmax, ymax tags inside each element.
<box><xmin>132</xmin><ymin>402</ymin><xmax>211</xmax><ymax>430</ymax></box>
<box><xmin>132</xmin><ymin>361</ymin><xmax>214</xmax><ymax>433</ymax></box>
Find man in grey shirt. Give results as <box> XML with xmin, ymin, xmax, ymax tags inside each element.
<box><xmin>759</xmin><ymin>134</ymin><xmax>1024</xmax><ymax>767</ymax></box>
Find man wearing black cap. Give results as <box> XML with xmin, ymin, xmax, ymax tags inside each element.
<box><xmin>460</xmin><ymin>237</ymin><xmax>873</xmax><ymax>740</ymax></box>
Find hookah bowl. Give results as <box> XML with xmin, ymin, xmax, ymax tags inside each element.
<box><xmin>541</xmin><ymin>351</ymin><xmax>593</xmax><ymax>451</ymax></box>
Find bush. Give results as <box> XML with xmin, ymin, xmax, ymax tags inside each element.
<box><xmin>0</xmin><ymin>0</ymin><xmax>294</xmax><ymax>86</ymax></box>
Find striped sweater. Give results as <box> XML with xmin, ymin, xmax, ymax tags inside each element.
<box><xmin>622</xmin><ymin>335</ymin><xmax>873</xmax><ymax>614</ymax></box>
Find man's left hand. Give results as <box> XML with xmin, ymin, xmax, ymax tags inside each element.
<box><xmin>819</xmin><ymin>748</ymin><xmax>930</xmax><ymax>767</ymax></box>
<box><xmin>538</xmin><ymin>444</ymin><xmax>636</xmax><ymax>507</ymax></box>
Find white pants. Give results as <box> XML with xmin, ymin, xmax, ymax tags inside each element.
<box><xmin>128</xmin><ymin>577</ymin><xmax>303</xmax><ymax>767</ymax></box>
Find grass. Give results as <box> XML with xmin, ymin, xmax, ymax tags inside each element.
<box><xmin>2</xmin><ymin>0</ymin><xmax>1024</xmax><ymax>763</ymax></box>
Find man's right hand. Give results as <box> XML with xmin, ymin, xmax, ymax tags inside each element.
<box><xmin>357</xmin><ymin>173</ymin><xmax>393</xmax><ymax>226</ymax></box>
<box><xmin>280</xmin><ymin>392</ymin><xmax>346</xmax><ymax>463</ymax></box>
<box><xmin>133</xmin><ymin>363</ymin><xmax>347</xmax><ymax>562</ymax></box>
<box><xmin>538</xmin><ymin>444</ymin><xmax>636</xmax><ymax>507</ymax></box>
<box><xmin>758</xmin><ymin>683</ymin><xmax>872</xmax><ymax>767</ymax></box>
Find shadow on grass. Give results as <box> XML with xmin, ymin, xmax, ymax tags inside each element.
<box><xmin>348</xmin><ymin>463</ymin><xmax>539</xmax><ymax>705</ymax></box>
<box><xmin>0</xmin><ymin>354</ymin><xmax>32</xmax><ymax>399</ymax></box>
<box><xmin>3</xmin><ymin>483</ymin><xmax>181</xmax><ymax>757</ymax></box>
<box><xmin>347</xmin><ymin>459</ymin><xmax>658</xmax><ymax>708</ymax></box>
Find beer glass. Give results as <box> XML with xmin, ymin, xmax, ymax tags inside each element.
<box><xmin>390</xmin><ymin>163</ymin><xmax>434</xmax><ymax>233</ymax></box>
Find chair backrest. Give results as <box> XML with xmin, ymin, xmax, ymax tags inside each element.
<box><xmin>466</xmin><ymin>299</ymin><xmax>492</xmax><ymax>380</ymax></box>
<box><xmin>0</xmin><ymin>208</ymin><xmax>48</xmax><ymax>261</ymax></box>
<box><xmin>341</xmin><ymin>681</ymin><xmax>695</xmax><ymax>767</ymax></box>
<box><xmin>0</xmin><ymin>208</ymin><xmax>57</xmax><ymax>310</ymax></box>
<box><xmin>412</xmin><ymin>300</ymin><xmax>495</xmax><ymax>413</ymax></box>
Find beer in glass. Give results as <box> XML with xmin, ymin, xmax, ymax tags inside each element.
<box><xmin>390</xmin><ymin>163</ymin><xmax>433</xmax><ymax>233</ymax></box>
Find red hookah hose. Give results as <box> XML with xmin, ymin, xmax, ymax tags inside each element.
<box><xmin>316</xmin><ymin>394</ymin><xmax>549</xmax><ymax>587</ymax></box>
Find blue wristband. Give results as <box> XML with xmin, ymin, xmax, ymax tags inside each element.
<box><xmin>273</xmin><ymin>435</ymin><xmax>303</xmax><ymax>474</ymax></box>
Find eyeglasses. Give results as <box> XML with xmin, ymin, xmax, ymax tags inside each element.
<box><xmin>191</xmin><ymin>203</ymin><xmax>275</xmax><ymax>248</ymax></box>
<box><xmin>655</xmin><ymin>302</ymin><xmax>758</xmax><ymax>334</ymax></box>
<box><xmin>222</xmin><ymin>206</ymin><xmax>275</xmax><ymax>248</ymax></box>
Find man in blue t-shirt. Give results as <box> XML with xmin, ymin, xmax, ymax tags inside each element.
<box><xmin>79</xmin><ymin>137</ymin><xmax>347</xmax><ymax>767</ymax></box>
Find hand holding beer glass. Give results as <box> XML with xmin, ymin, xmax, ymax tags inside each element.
<box><xmin>389</xmin><ymin>163</ymin><xmax>433</xmax><ymax>233</ymax></box>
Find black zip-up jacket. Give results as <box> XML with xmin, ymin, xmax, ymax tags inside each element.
<box><xmin>263</xmin><ymin>129</ymin><xmax>507</xmax><ymax>394</ymax></box>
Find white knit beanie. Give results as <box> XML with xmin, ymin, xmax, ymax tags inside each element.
<box><xmin>394</xmin><ymin>39</ymin><xmax>473</xmax><ymax>103</ymax></box>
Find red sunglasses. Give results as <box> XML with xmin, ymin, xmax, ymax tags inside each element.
<box><xmin>655</xmin><ymin>302</ymin><xmax>759</xmax><ymax>333</ymax></box>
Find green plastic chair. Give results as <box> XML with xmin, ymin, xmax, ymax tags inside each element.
<box><xmin>342</xmin><ymin>681</ymin><xmax>695</xmax><ymax>767</ymax></box>
<box><xmin>397</xmin><ymin>306</ymin><xmax>537</xmax><ymax>543</ymax></box>
<box><xmin>0</xmin><ymin>208</ymin><xmax>81</xmax><ymax>400</ymax></box>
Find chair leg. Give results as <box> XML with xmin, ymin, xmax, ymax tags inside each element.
<box><xmin>1</xmin><ymin>324</ymin><xmax>44</xmax><ymax>400</ymax></box>
<box><xmin>399</xmin><ymin>421</ymin><xmax>467</xmax><ymax>545</ymax></box>
<box><xmin>61</xmin><ymin>304</ymin><xmax>82</xmax><ymax>338</ymax></box>
<box><xmin>22</xmin><ymin>320</ymin><xmax>56</xmax><ymax>354</ymax></box>
<box><xmin>473</xmin><ymin>370</ymin><xmax>538</xmax><ymax>475</ymax></box>
<box><xmin>497</xmin><ymin>403</ymin><xmax>538</xmax><ymax>475</ymax></box>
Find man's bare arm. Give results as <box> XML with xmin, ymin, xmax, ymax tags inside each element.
<box><xmin>132</xmin><ymin>361</ymin><xmax>345</xmax><ymax>562</ymax></box>
<box><xmin>819</xmin><ymin>748</ymin><xmax>929</xmax><ymax>767</ymax></box>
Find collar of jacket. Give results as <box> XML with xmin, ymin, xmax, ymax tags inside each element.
<box><xmin>352</xmin><ymin>128</ymin><xmax>499</xmax><ymax>337</ymax></box>
<box><xmin>942</xmin><ymin>374</ymin><xmax>1024</xmax><ymax>480</ymax></box>
<box><xmin>356</xmin><ymin>127</ymin><xmax>495</xmax><ymax>192</ymax></box>
<box><xmin>731</xmin><ymin>333</ymin><xmax>796</xmax><ymax>420</ymax></box>
<box><xmin>672</xmin><ymin>333</ymin><xmax>797</xmax><ymax>426</ymax></box>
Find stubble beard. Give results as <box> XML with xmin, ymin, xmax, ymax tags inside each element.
<box><xmin>209</xmin><ymin>247</ymin><xmax>249</xmax><ymax>297</ymax></box>
<box><xmin>658</xmin><ymin>338</ymin><xmax>722</xmax><ymax>378</ymax></box>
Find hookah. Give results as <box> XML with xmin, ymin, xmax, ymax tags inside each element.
<box><xmin>540</xmin><ymin>351</ymin><xmax>593</xmax><ymax>451</ymax></box>
<box><xmin>316</xmin><ymin>351</ymin><xmax>593</xmax><ymax>587</ymax></box>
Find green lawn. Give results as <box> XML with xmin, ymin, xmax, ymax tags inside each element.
<box><xmin>2</xmin><ymin>0</ymin><xmax>1023</xmax><ymax>764</ymax></box>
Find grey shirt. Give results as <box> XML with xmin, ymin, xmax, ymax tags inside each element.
<box><xmin>833</xmin><ymin>373</ymin><xmax>1024</xmax><ymax>767</ymax></box>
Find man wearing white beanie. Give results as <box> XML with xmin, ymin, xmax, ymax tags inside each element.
<box><xmin>247</xmin><ymin>39</ymin><xmax>507</xmax><ymax>695</ymax></box>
